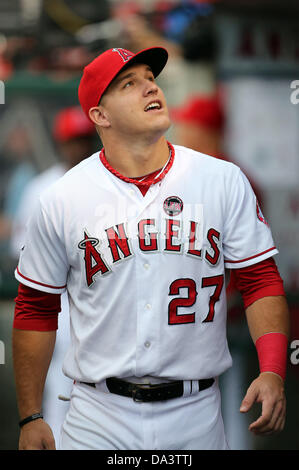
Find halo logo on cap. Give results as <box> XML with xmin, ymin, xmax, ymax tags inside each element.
<box><xmin>163</xmin><ymin>196</ymin><xmax>184</xmax><ymax>216</ymax></box>
<box><xmin>112</xmin><ymin>48</ymin><xmax>134</xmax><ymax>62</ymax></box>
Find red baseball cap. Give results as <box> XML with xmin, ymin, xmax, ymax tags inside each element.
<box><xmin>171</xmin><ymin>94</ymin><xmax>225</xmax><ymax>130</ymax></box>
<box><xmin>53</xmin><ymin>106</ymin><xmax>95</xmax><ymax>142</ymax></box>
<box><xmin>78</xmin><ymin>47</ymin><xmax>168</xmax><ymax>119</ymax></box>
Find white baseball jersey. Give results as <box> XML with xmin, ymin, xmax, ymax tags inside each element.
<box><xmin>15</xmin><ymin>144</ymin><xmax>278</xmax><ymax>383</ymax></box>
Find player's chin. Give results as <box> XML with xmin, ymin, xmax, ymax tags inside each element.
<box><xmin>147</xmin><ymin>113</ymin><xmax>171</xmax><ymax>132</ymax></box>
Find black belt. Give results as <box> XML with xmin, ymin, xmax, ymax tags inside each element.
<box><xmin>81</xmin><ymin>377</ymin><xmax>214</xmax><ymax>402</ymax></box>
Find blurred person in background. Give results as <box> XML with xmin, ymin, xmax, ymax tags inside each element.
<box><xmin>116</xmin><ymin>9</ymin><xmax>182</xmax><ymax>59</ymax></box>
<box><xmin>10</xmin><ymin>106</ymin><xmax>96</xmax><ymax>447</ymax></box>
<box><xmin>0</xmin><ymin>126</ymin><xmax>37</xmax><ymax>252</ymax></box>
<box><xmin>171</xmin><ymin>92</ymin><xmax>226</xmax><ymax>158</ymax></box>
<box><xmin>114</xmin><ymin>0</ymin><xmax>216</xmax><ymax>63</ymax></box>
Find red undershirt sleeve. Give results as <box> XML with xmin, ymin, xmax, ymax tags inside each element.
<box><xmin>13</xmin><ymin>282</ymin><xmax>61</xmax><ymax>331</ymax></box>
<box><xmin>230</xmin><ymin>257</ymin><xmax>286</xmax><ymax>309</ymax></box>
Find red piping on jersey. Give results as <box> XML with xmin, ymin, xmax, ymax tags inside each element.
<box><xmin>99</xmin><ymin>141</ymin><xmax>175</xmax><ymax>188</ymax></box>
<box><xmin>224</xmin><ymin>247</ymin><xmax>276</xmax><ymax>264</ymax></box>
<box><xmin>16</xmin><ymin>266</ymin><xmax>66</xmax><ymax>290</ymax></box>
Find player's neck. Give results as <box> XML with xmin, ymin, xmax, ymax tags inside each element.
<box><xmin>102</xmin><ymin>136</ymin><xmax>170</xmax><ymax>178</ymax></box>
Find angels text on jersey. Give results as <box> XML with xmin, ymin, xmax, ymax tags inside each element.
<box><xmin>78</xmin><ymin>217</ymin><xmax>222</xmax><ymax>287</ymax></box>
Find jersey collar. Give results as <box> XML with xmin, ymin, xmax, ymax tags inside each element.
<box><xmin>99</xmin><ymin>141</ymin><xmax>175</xmax><ymax>189</ymax></box>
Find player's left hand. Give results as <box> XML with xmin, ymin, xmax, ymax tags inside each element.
<box><xmin>239</xmin><ymin>372</ymin><xmax>286</xmax><ymax>435</ymax></box>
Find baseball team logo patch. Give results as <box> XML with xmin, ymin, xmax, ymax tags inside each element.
<box><xmin>256</xmin><ymin>201</ymin><xmax>268</xmax><ymax>226</ymax></box>
<box><xmin>163</xmin><ymin>196</ymin><xmax>184</xmax><ymax>216</ymax></box>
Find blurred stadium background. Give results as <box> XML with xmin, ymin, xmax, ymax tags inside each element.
<box><xmin>0</xmin><ymin>0</ymin><xmax>298</xmax><ymax>450</ymax></box>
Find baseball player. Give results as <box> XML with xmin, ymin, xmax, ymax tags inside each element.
<box><xmin>12</xmin><ymin>46</ymin><xmax>289</xmax><ymax>450</ymax></box>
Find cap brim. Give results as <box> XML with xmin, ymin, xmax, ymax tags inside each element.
<box><xmin>126</xmin><ymin>47</ymin><xmax>168</xmax><ymax>78</ymax></box>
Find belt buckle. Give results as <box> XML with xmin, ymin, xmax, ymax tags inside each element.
<box><xmin>132</xmin><ymin>388</ymin><xmax>142</xmax><ymax>402</ymax></box>
<box><xmin>131</xmin><ymin>383</ymin><xmax>151</xmax><ymax>402</ymax></box>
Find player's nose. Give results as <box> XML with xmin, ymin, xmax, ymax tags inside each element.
<box><xmin>143</xmin><ymin>80</ymin><xmax>159</xmax><ymax>97</ymax></box>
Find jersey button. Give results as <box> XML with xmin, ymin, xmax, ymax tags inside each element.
<box><xmin>146</xmin><ymin>303</ymin><xmax>151</xmax><ymax>310</ymax></box>
<box><xmin>143</xmin><ymin>263</ymin><xmax>150</xmax><ymax>270</ymax></box>
<box><xmin>144</xmin><ymin>341</ymin><xmax>151</xmax><ymax>348</ymax></box>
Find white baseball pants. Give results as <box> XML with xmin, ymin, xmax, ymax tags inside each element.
<box><xmin>59</xmin><ymin>379</ymin><xmax>229</xmax><ymax>450</ymax></box>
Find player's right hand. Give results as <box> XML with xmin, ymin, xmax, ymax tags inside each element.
<box><xmin>19</xmin><ymin>419</ymin><xmax>56</xmax><ymax>450</ymax></box>
<box><xmin>239</xmin><ymin>372</ymin><xmax>286</xmax><ymax>435</ymax></box>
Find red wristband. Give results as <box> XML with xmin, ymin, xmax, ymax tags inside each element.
<box><xmin>255</xmin><ymin>332</ymin><xmax>288</xmax><ymax>381</ymax></box>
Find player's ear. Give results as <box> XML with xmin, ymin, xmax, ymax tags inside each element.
<box><xmin>89</xmin><ymin>106</ymin><xmax>111</xmax><ymax>129</ymax></box>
